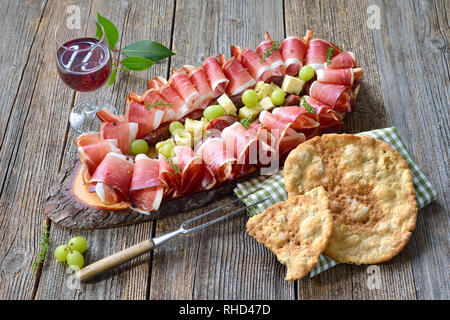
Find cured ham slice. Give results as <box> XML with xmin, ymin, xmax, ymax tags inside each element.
<box><xmin>100</xmin><ymin>121</ymin><xmax>138</xmax><ymax>154</ymax></box>
<box><xmin>203</xmin><ymin>56</ymin><xmax>229</xmax><ymax>97</ymax></box>
<box><xmin>90</xmin><ymin>152</ymin><xmax>134</xmax><ymax>204</ymax></box>
<box><xmin>256</xmin><ymin>32</ymin><xmax>286</xmax><ymax>77</ymax></box>
<box><xmin>272</xmin><ymin>106</ymin><xmax>319</xmax><ymax>138</ymax></box>
<box><xmin>182</xmin><ymin>65</ymin><xmax>215</xmax><ymax>108</ymax></box>
<box><xmin>309</xmin><ymin>81</ymin><xmax>354</xmax><ymax>113</ymax></box>
<box><xmin>128</xmin><ymin>89</ymin><xmax>176</xmax><ymax>122</ymax></box>
<box><xmin>316</xmin><ymin>68</ymin><xmax>354</xmax><ymax>86</ymax></box>
<box><xmin>300</xmin><ymin>96</ymin><xmax>344</xmax><ymax>133</ymax></box>
<box><xmin>74</xmin><ymin>132</ymin><xmax>101</xmax><ymax>147</ymax></box>
<box><xmin>196</xmin><ymin>137</ymin><xmax>237</xmax><ymax>183</ymax></box>
<box><xmin>280</xmin><ymin>36</ymin><xmax>308</xmax><ymax>76</ymax></box>
<box><xmin>124</xmin><ymin>101</ymin><xmax>165</xmax><ymax>138</ymax></box>
<box><xmin>305</xmin><ymin>38</ymin><xmax>341</xmax><ymax>70</ymax></box>
<box><xmin>220</xmin><ymin>54</ymin><xmax>256</xmax><ymax>96</ymax></box>
<box><xmin>259</xmin><ymin>110</ymin><xmax>306</xmax><ymax>157</ymax></box>
<box><xmin>159</xmin><ymin>146</ymin><xmax>215</xmax><ymax>198</ymax></box>
<box><xmin>169</xmin><ymin>69</ymin><xmax>200</xmax><ymax>107</ymax></box>
<box><xmin>96</xmin><ymin>109</ymin><xmax>124</xmax><ymax>123</ymax></box>
<box><xmin>327</xmin><ymin>52</ymin><xmax>357</xmax><ymax>69</ymax></box>
<box><xmin>232</xmin><ymin>46</ymin><xmax>272</xmax><ymax>82</ymax></box>
<box><xmin>130</xmin><ymin>154</ymin><xmax>164</xmax><ymax>211</ymax></box>
<box><xmin>77</xmin><ymin>139</ymin><xmax>121</xmax><ymax>183</ymax></box>
<box><xmin>153</xmin><ymin>77</ymin><xmax>190</xmax><ymax>118</ymax></box>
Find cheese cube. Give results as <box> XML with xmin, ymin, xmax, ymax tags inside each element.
<box><xmin>259</xmin><ymin>96</ymin><xmax>275</xmax><ymax>111</ymax></box>
<box><xmin>217</xmin><ymin>94</ymin><xmax>237</xmax><ymax>115</ymax></box>
<box><xmin>156</xmin><ymin>138</ymin><xmax>175</xmax><ymax>151</ymax></box>
<box><xmin>239</xmin><ymin>104</ymin><xmax>263</xmax><ymax>120</ymax></box>
<box><xmin>255</xmin><ymin>81</ymin><xmax>274</xmax><ymax>100</ymax></box>
<box><xmin>281</xmin><ymin>76</ymin><xmax>305</xmax><ymax>95</ymax></box>
<box><xmin>173</xmin><ymin>130</ymin><xmax>193</xmax><ymax>147</ymax></box>
<box><xmin>184</xmin><ymin>118</ymin><xmax>203</xmax><ymax>144</ymax></box>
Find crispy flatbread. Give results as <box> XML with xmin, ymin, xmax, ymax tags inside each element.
<box><xmin>246</xmin><ymin>187</ymin><xmax>332</xmax><ymax>281</ymax></box>
<box><xmin>284</xmin><ymin>134</ymin><xmax>417</xmax><ymax>264</ymax></box>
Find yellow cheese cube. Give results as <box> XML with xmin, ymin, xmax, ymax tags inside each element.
<box><xmin>255</xmin><ymin>82</ymin><xmax>274</xmax><ymax>100</ymax></box>
<box><xmin>173</xmin><ymin>130</ymin><xmax>193</xmax><ymax>147</ymax></box>
<box><xmin>259</xmin><ymin>96</ymin><xmax>275</xmax><ymax>111</ymax></box>
<box><xmin>155</xmin><ymin>138</ymin><xmax>175</xmax><ymax>151</ymax></box>
<box><xmin>239</xmin><ymin>104</ymin><xmax>263</xmax><ymax>120</ymax></box>
<box><xmin>281</xmin><ymin>76</ymin><xmax>305</xmax><ymax>95</ymax></box>
<box><xmin>217</xmin><ymin>94</ymin><xmax>237</xmax><ymax>115</ymax></box>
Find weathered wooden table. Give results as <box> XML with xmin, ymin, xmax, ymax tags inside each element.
<box><xmin>0</xmin><ymin>0</ymin><xmax>448</xmax><ymax>300</ymax></box>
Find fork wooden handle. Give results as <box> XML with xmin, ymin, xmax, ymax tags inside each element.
<box><xmin>76</xmin><ymin>239</ymin><xmax>155</xmax><ymax>281</ymax></box>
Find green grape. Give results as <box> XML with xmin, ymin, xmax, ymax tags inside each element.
<box><xmin>68</xmin><ymin>236</ymin><xmax>87</xmax><ymax>253</ymax></box>
<box><xmin>130</xmin><ymin>139</ymin><xmax>149</xmax><ymax>155</ymax></box>
<box><xmin>158</xmin><ymin>141</ymin><xmax>175</xmax><ymax>158</ymax></box>
<box><xmin>299</xmin><ymin>65</ymin><xmax>315</xmax><ymax>82</ymax></box>
<box><xmin>172</xmin><ymin>128</ymin><xmax>185</xmax><ymax>136</ymax></box>
<box><xmin>169</xmin><ymin>121</ymin><xmax>184</xmax><ymax>134</ymax></box>
<box><xmin>203</xmin><ymin>105</ymin><xmax>226</xmax><ymax>121</ymax></box>
<box><xmin>54</xmin><ymin>244</ymin><xmax>70</xmax><ymax>262</ymax></box>
<box><xmin>241</xmin><ymin>89</ymin><xmax>259</xmax><ymax>107</ymax></box>
<box><xmin>270</xmin><ymin>89</ymin><xmax>286</xmax><ymax>106</ymax></box>
<box><xmin>66</xmin><ymin>250</ymin><xmax>84</xmax><ymax>270</ymax></box>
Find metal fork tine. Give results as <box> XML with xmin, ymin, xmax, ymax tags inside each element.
<box><xmin>181</xmin><ymin>196</ymin><xmax>271</xmax><ymax>234</ymax></box>
<box><xmin>181</xmin><ymin>188</ymin><xmax>264</xmax><ymax>227</ymax></box>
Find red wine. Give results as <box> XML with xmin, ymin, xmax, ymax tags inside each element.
<box><xmin>56</xmin><ymin>37</ymin><xmax>111</xmax><ymax>92</ymax></box>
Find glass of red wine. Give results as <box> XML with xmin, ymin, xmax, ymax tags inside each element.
<box><xmin>55</xmin><ymin>17</ymin><xmax>116</xmax><ymax>133</ymax></box>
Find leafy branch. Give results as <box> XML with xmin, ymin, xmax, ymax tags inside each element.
<box><xmin>95</xmin><ymin>13</ymin><xmax>175</xmax><ymax>86</ymax></box>
<box><xmin>32</xmin><ymin>223</ymin><xmax>50</xmax><ymax>271</ymax></box>
<box><xmin>326</xmin><ymin>47</ymin><xmax>335</xmax><ymax>65</ymax></box>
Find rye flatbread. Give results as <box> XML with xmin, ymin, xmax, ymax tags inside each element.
<box><xmin>246</xmin><ymin>187</ymin><xmax>332</xmax><ymax>281</ymax></box>
<box><xmin>283</xmin><ymin>134</ymin><xmax>417</xmax><ymax>264</ymax></box>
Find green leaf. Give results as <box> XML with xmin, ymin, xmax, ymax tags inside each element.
<box><xmin>108</xmin><ymin>69</ymin><xmax>117</xmax><ymax>86</ymax></box>
<box><xmin>121</xmin><ymin>56</ymin><xmax>154</xmax><ymax>71</ymax></box>
<box><xmin>94</xmin><ymin>22</ymin><xmax>103</xmax><ymax>40</ymax></box>
<box><xmin>121</xmin><ymin>40</ymin><xmax>175</xmax><ymax>61</ymax></box>
<box><xmin>97</xmin><ymin>13</ymin><xmax>119</xmax><ymax>50</ymax></box>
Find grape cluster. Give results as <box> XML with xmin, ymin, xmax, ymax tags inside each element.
<box><xmin>54</xmin><ymin>236</ymin><xmax>88</xmax><ymax>270</ymax></box>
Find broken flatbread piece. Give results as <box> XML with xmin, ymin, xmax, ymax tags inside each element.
<box><xmin>246</xmin><ymin>186</ymin><xmax>332</xmax><ymax>281</ymax></box>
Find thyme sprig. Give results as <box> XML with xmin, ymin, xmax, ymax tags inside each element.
<box><xmin>239</xmin><ymin>116</ymin><xmax>253</xmax><ymax>129</ymax></box>
<box><xmin>145</xmin><ymin>100</ymin><xmax>173</xmax><ymax>111</ymax></box>
<box><xmin>326</xmin><ymin>47</ymin><xmax>335</xmax><ymax>65</ymax></box>
<box><xmin>258</xmin><ymin>40</ymin><xmax>281</xmax><ymax>63</ymax></box>
<box><xmin>32</xmin><ymin>223</ymin><xmax>50</xmax><ymax>271</ymax></box>
<box><xmin>301</xmin><ymin>96</ymin><xmax>315</xmax><ymax>114</ymax></box>
<box><xmin>166</xmin><ymin>157</ymin><xmax>181</xmax><ymax>174</ymax></box>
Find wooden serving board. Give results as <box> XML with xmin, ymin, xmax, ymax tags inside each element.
<box><xmin>45</xmin><ymin>159</ymin><xmax>255</xmax><ymax>230</ymax></box>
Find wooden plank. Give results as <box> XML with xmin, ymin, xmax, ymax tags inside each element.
<box><xmin>369</xmin><ymin>0</ymin><xmax>449</xmax><ymax>299</ymax></box>
<box><xmin>34</xmin><ymin>0</ymin><xmax>175</xmax><ymax>299</ymax></box>
<box><xmin>285</xmin><ymin>0</ymin><xmax>417</xmax><ymax>299</ymax></box>
<box><xmin>148</xmin><ymin>0</ymin><xmax>295</xmax><ymax>299</ymax></box>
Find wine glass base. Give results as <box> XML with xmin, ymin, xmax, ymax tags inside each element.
<box><xmin>70</xmin><ymin>98</ymin><xmax>117</xmax><ymax>133</ymax></box>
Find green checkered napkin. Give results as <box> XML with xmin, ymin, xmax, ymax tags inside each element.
<box><xmin>234</xmin><ymin>127</ymin><xmax>437</xmax><ymax>277</ymax></box>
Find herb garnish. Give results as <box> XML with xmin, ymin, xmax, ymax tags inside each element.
<box><xmin>240</xmin><ymin>116</ymin><xmax>253</xmax><ymax>129</ymax></box>
<box><xmin>301</xmin><ymin>96</ymin><xmax>315</xmax><ymax>114</ymax></box>
<box><xmin>95</xmin><ymin>13</ymin><xmax>175</xmax><ymax>86</ymax></box>
<box><xmin>32</xmin><ymin>223</ymin><xmax>50</xmax><ymax>271</ymax></box>
<box><xmin>166</xmin><ymin>157</ymin><xmax>181</xmax><ymax>174</ymax></box>
<box><xmin>145</xmin><ymin>100</ymin><xmax>173</xmax><ymax>111</ymax></box>
<box><xmin>326</xmin><ymin>47</ymin><xmax>335</xmax><ymax>65</ymax></box>
<box><xmin>258</xmin><ymin>40</ymin><xmax>281</xmax><ymax>63</ymax></box>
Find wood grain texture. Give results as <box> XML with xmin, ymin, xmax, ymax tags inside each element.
<box><xmin>148</xmin><ymin>0</ymin><xmax>295</xmax><ymax>300</ymax></box>
<box><xmin>369</xmin><ymin>0</ymin><xmax>449</xmax><ymax>300</ymax></box>
<box><xmin>35</xmin><ymin>0</ymin><xmax>175</xmax><ymax>300</ymax></box>
<box><xmin>284</xmin><ymin>0</ymin><xmax>417</xmax><ymax>300</ymax></box>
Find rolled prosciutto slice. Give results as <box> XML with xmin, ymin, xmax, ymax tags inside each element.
<box><xmin>96</xmin><ymin>109</ymin><xmax>124</xmax><ymax>123</ymax></box>
<box><xmin>316</xmin><ymin>68</ymin><xmax>355</xmax><ymax>86</ymax></box>
<box><xmin>159</xmin><ymin>146</ymin><xmax>215</xmax><ymax>198</ymax></box>
<box><xmin>259</xmin><ymin>110</ymin><xmax>306</xmax><ymax>158</ymax></box>
<box><xmin>326</xmin><ymin>51</ymin><xmax>357</xmax><ymax>69</ymax></box>
<box><xmin>127</xmin><ymin>89</ymin><xmax>176</xmax><ymax>122</ymax></box>
<box><xmin>100</xmin><ymin>121</ymin><xmax>138</xmax><ymax>154</ymax></box>
<box><xmin>182</xmin><ymin>65</ymin><xmax>215</xmax><ymax>108</ymax></box>
<box><xmin>153</xmin><ymin>76</ymin><xmax>190</xmax><ymax>118</ymax></box>
<box><xmin>305</xmin><ymin>38</ymin><xmax>341</xmax><ymax>70</ymax></box>
<box><xmin>130</xmin><ymin>154</ymin><xmax>164</xmax><ymax>212</ymax></box>
<box><xmin>169</xmin><ymin>69</ymin><xmax>200</xmax><ymax>108</ymax></box>
<box><xmin>309</xmin><ymin>81</ymin><xmax>354</xmax><ymax>113</ymax></box>
<box><xmin>196</xmin><ymin>137</ymin><xmax>237</xmax><ymax>183</ymax></box>
<box><xmin>220</xmin><ymin>54</ymin><xmax>256</xmax><ymax>96</ymax></box>
<box><xmin>300</xmin><ymin>96</ymin><xmax>344</xmax><ymax>133</ymax></box>
<box><xmin>232</xmin><ymin>45</ymin><xmax>272</xmax><ymax>82</ymax></box>
<box><xmin>203</xmin><ymin>56</ymin><xmax>229</xmax><ymax>97</ymax></box>
<box><xmin>256</xmin><ymin>32</ymin><xmax>286</xmax><ymax>77</ymax></box>
<box><xmin>90</xmin><ymin>152</ymin><xmax>134</xmax><ymax>205</ymax></box>
<box><xmin>272</xmin><ymin>106</ymin><xmax>319</xmax><ymax>138</ymax></box>
<box><xmin>124</xmin><ymin>101</ymin><xmax>165</xmax><ymax>139</ymax></box>
<box><xmin>77</xmin><ymin>138</ymin><xmax>121</xmax><ymax>183</ymax></box>
<box><xmin>280</xmin><ymin>36</ymin><xmax>308</xmax><ymax>76</ymax></box>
